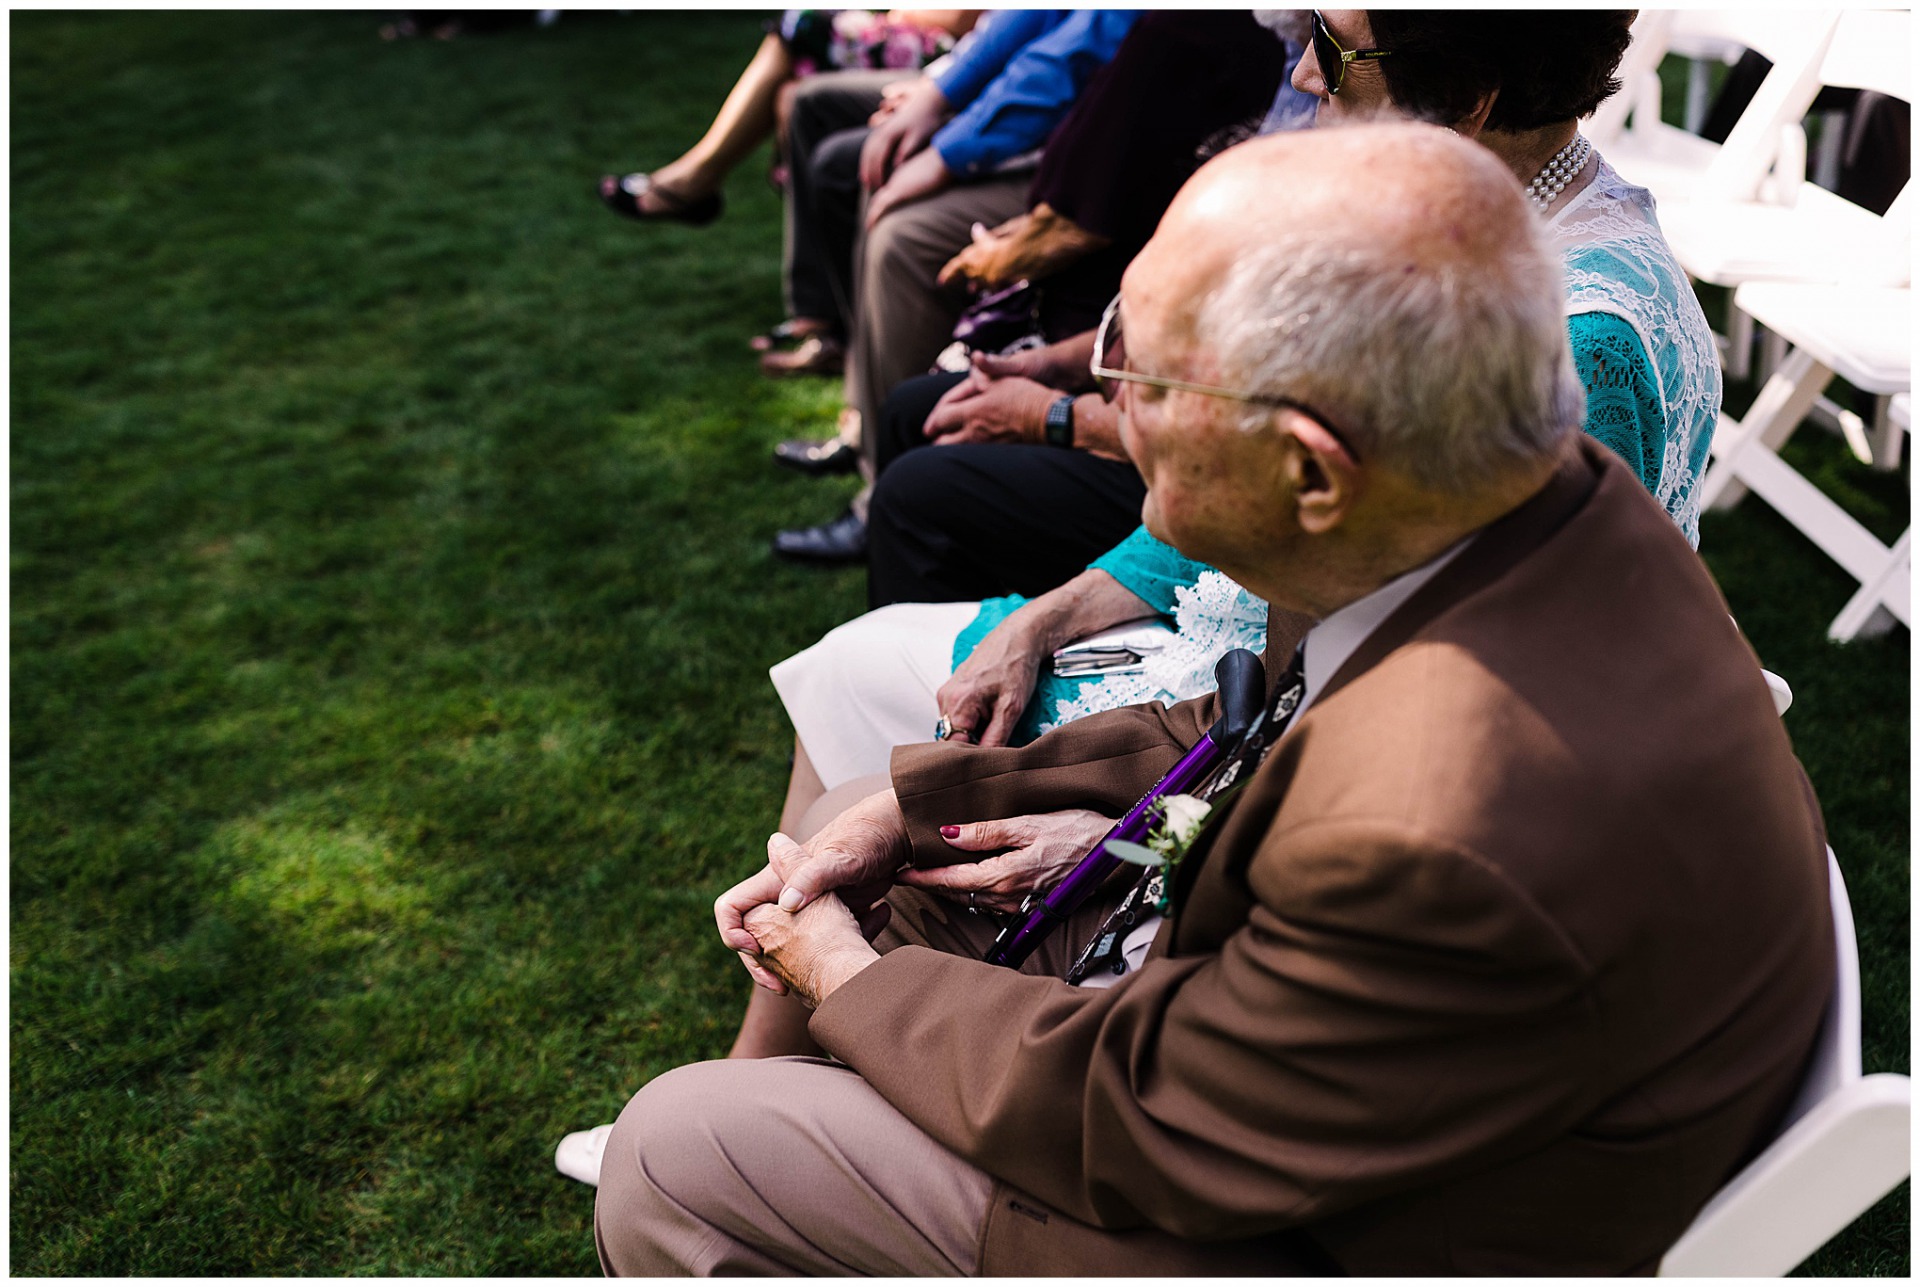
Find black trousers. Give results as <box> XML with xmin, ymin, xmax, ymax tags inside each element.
<box><xmin>783</xmin><ymin>71</ymin><xmax>894</xmax><ymax>333</ymax></box>
<box><xmin>866</xmin><ymin>372</ymin><xmax>1148</xmax><ymax>608</ymax></box>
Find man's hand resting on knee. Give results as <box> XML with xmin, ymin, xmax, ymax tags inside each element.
<box><xmin>740</xmin><ymin>893</ymin><xmax>886</xmax><ymax>1008</ymax></box>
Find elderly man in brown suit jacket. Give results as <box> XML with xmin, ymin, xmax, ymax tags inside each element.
<box><xmin>593</xmin><ymin>123</ymin><xmax>1834</xmax><ymax>1276</ymax></box>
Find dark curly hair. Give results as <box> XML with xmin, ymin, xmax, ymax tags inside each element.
<box><xmin>1366</xmin><ymin>11</ymin><xmax>1637</xmax><ymax>133</ymax></box>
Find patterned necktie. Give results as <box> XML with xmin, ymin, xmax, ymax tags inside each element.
<box><xmin>1065</xmin><ymin>646</ymin><xmax>1309</xmax><ymax>983</ymax></box>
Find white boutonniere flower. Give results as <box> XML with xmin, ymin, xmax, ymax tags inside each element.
<box><xmin>1157</xmin><ymin>793</ymin><xmax>1210</xmax><ymax>847</ymax></box>
<box><xmin>1106</xmin><ymin>792</ymin><xmax>1232</xmax><ymax>914</ymax></box>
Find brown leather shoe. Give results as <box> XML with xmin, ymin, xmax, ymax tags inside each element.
<box><xmin>758</xmin><ymin>334</ymin><xmax>845</xmax><ymax>378</ymax></box>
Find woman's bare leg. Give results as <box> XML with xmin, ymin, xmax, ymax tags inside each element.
<box><xmin>641</xmin><ymin>32</ymin><xmax>791</xmax><ymax>209</ymax></box>
<box><xmin>727</xmin><ymin>986</ymin><xmax>823</xmax><ymax>1059</ymax></box>
<box><xmin>725</xmin><ymin>738</ymin><xmax>833</xmax><ymax>1059</ymax></box>
<box><xmin>778</xmin><ymin>734</ymin><xmax>829</xmax><ymax>837</ymax></box>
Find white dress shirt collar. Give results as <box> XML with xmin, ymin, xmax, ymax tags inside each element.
<box><xmin>1297</xmin><ymin>536</ymin><xmax>1474</xmax><ymax>717</ymax></box>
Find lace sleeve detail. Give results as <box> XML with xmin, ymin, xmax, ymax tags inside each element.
<box><xmin>1040</xmin><ymin>571</ymin><xmax>1268</xmax><ymax>732</ymax></box>
<box><xmin>1088</xmin><ymin>525</ymin><xmax>1217</xmax><ymax>616</ymax></box>
<box><xmin>1551</xmin><ymin>158</ymin><xmax>1721</xmax><ymax>548</ymax></box>
<box><xmin>1568</xmin><ymin>311</ymin><xmax>1667</xmax><ymax>497</ymax></box>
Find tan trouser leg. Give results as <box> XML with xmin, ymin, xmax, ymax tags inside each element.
<box><xmin>846</xmin><ymin>174</ymin><xmax>1034</xmax><ymax>487</ymax></box>
<box><xmin>595</xmin><ymin>1055</ymin><xmax>995</xmax><ymax>1276</ymax></box>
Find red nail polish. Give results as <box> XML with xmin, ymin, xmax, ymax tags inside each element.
<box><xmin>940</xmin><ymin>825</ymin><xmax>960</xmax><ymax>839</ymax></box>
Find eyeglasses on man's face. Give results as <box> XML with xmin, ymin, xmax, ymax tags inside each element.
<box><xmin>1311</xmin><ymin>10</ymin><xmax>1392</xmax><ymax>97</ymax></box>
<box><xmin>1089</xmin><ymin>295</ymin><xmax>1361</xmax><ymax>462</ymax></box>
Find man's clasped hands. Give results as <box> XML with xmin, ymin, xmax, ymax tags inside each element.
<box><xmin>715</xmin><ymin>791</ymin><xmax>1113</xmax><ymax>1007</ymax></box>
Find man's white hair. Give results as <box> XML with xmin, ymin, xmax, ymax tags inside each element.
<box><xmin>1196</xmin><ymin>211</ymin><xmax>1583</xmax><ymax>493</ymax></box>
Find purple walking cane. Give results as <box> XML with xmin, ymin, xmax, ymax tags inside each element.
<box><xmin>983</xmin><ymin>648</ymin><xmax>1266</xmax><ymax>969</ymax></box>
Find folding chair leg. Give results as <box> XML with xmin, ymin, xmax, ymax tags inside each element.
<box><xmin>1870</xmin><ymin>396</ymin><xmax>1904</xmax><ymax>472</ymax></box>
<box><xmin>1705</xmin><ymin>348</ymin><xmax>1827</xmax><ymax>511</ymax></box>
<box><xmin>1829</xmin><ymin>529</ymin><xmax>1911</xmax><ymax>642</ymax></box>
<box><xmin>1758</xmin><ymin>328</ymin><xmax>1789</xmax><ymax>384</ymax></box>
<box><xmin>1725</xmin><ymin>306</ymin><xmax>1756</xmax><ymax>382</ymax></box>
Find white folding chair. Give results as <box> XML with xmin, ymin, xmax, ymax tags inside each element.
<box><xmin>1760</xmin><ymin>667</ymin><xmax>1793</xmax><ymax>717</ymax></box>
<box><xmin>1658</xmin><ymin>10</ymin><xmax>1913</xmax><ymax>296</ymax></box>
<box><xmin>1700</xmin><ymin>280</ymin><xmax>1911</xmax><ymax>641</ymax></box>
<box><xmin>1659</xmin><ymin>852</ymin><xmax>1911</xmax><ymax>1275</ymax></box>
<box><xmin>1879</xmin><ymin>390</ymin><xmax>1910</xmax><ymax>474</ymax></box>
<box><xmin>1602</xmin><ymin>10</ymin><xmax>1839</xmax><ymax>213</ymax></box>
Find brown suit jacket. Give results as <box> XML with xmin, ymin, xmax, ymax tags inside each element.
<box><xmin>810</xmin><ymin>440</ymin><xmax>1834</xmax><ymax>1275</ymax></box>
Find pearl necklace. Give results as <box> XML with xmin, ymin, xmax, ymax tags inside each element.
<box><xmin>1525</xmin><ymin>134</ymin><xmax>1592</xmax><ymax>211</ymax></box>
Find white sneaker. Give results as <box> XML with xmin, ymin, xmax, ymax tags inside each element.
<box><xmin>555</xmin><ymin>1123</ymin><xmax>614</xmax><ymax>1187</ymax></box>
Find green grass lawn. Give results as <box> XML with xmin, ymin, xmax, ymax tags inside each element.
<box><xmin>11</xmin><ymin>11</ymin><xmax>1909</xmax><ymax>1275</ymax></box>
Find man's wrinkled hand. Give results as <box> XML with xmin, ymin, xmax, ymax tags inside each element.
<box><xmin>897</xmin><ymin>810</ymin><xmax>1116</xmax><ymax>914</ymax></box>
<box><xmin>740</xmin><ymin>894</ymin><xmax>883</xmax><ymax>1008</ymax></box>
<box><xmin>923</xmin><ymin>369</ymin><xmax>1056</xmax><ymax>446</ymax></box>
<box><xmin>975</xmin><ymin>339</ymin><xmax>1096</xmax><ymax>394</ymax></box>
<box><xmin>767</xmin><ymin>789</ymin><xmax>909</xmax><ymax>914</ymax></box>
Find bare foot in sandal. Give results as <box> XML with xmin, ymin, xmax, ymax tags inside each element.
<box><xmin>598</xmin><ymin>171</ymin><xmax>723</xmax><ymax>226</ymax></box>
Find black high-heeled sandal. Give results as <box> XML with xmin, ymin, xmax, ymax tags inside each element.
<box><xmin>598</xmin><ymin>173</ymin><xmax>723</xmax><ymax>226</ymax></box>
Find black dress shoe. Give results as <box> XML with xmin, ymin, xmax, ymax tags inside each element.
<box><xmin>773</xmin><ymin>509</ymin><xmax>867</xmax><ymax>563</ymax></box>
<box><xmin>773</xmin><ymin>436</ymin><xmax>858</xmax><ymax>476</ymax></box>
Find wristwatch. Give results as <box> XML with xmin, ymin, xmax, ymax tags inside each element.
<box><xmin>1044</xmin><ymin>395</ymin><xmax>1076</xmax><ymax>448</ymax></box>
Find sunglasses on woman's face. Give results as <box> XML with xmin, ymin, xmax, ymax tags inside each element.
<box><xmin>1089</xmin><ymin>296</ymin><xmax>1362</xmax><ymax>461</ymax></box>
<box><xmin>1311</xmin><ymin>10</ymin><xmax>1392</xmax><ymax>96</ymax></box>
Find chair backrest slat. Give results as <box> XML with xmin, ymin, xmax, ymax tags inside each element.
<box><xmin>1820</xmin><ymin>10</ymin><xmax>1911</xmax><ymax>102</ymax></box>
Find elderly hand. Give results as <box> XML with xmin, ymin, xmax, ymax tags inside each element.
<box><xmin>774</xmin><ymin>788</ymin><xmax>910</xmax><ymax>913</ymax></box>
<box><xmin>974</xmin><ymin>337</ymin><xmax>1100</xmax><ymax>395</ymax></box>
<box><xmin>937</xmin><ymin>358</ymin><xmax>1124</xmax><ymax>462</ymax></box>
<box><xmin>936</xmin><ymin>203</ymin><xmax>1112</xmax><ymax>290</ymax></box>
<box><xmin>860</xmin><ymin>78</ymin><xmax>949</xmax><ymax>190</ymax></box>
<box><xmin>897</xmin><ymin>810</ymin><xmax>1115</xmax><ymax>915</ymax></box>
<box><xmin>866</xmin><ymin>146</ymin><xmax>952</xmax><ymax>228</ymax></box>
<box><xmin>740</xmin><ymin>893</ymin><xmax>884</xmax><ymax>1008</ymax></box>
<box><xmin>936</xmin><ymin>212</ymin><xmax>1033</xmax><ymax>290</ymax></box>
<box><xmin>924</xmin><ymin>367</ymin><xmax>1056</xmax><ymax>447</ymax></box>
<box><xmin>716</xmin><ymin>808</ymin><xmax>904</xmax><ymax>994</ymax></box>
<box><xmin>934</xmin><ymin>611</ymin><xmax>1046</xmax><ymax>746</ymax></box>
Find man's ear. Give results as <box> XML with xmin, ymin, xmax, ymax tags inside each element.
<box><xmin>1450</xmin><ymin>88</ymin><xmax>1499</xmax><ymax>140</ymax></box>
<box><xmin>1281</xmin><ymin>409</ymin><xmax>1363</xmax><ymax>535</ymax></box>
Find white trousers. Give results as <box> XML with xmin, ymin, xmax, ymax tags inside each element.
<box><xmin>769</xmin><ymin>601</ymin><xmax>980</xmax><ymax>789</ymax></box>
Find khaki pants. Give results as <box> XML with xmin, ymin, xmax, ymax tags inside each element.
<box><xmin>594</xmin><ymin>885</ymin><xmax>1114</xmax><ymax>1276</ymax></box>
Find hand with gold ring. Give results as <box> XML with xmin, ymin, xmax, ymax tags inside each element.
<box><xmin>900</xmin><ymin>809</ymin><xmax>1115</xmax><ymax>916</ymax></box>
<box><xmin>933</xmin><ymin>713</ymin><xmax>974</xmax><ymax>742</ymax></box>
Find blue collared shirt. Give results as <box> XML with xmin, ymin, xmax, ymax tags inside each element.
<box><xmin>931</xmin><ymin>9</ymin><xmax>1142</xmax><ymax>178</ymax></box>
